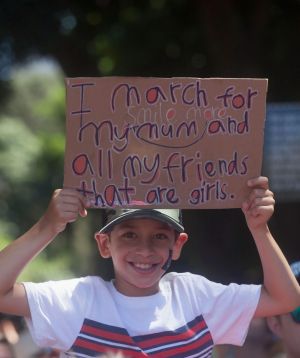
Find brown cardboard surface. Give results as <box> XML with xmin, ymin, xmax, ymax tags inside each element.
<box><xmin>64</xmin><ymin>77</ymin><xmax>268</xmax><ymax>209</ymax></box>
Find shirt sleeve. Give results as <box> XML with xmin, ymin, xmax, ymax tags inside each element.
<box><xmin>23</xmin><ymin>277</ymin><xmax>94</xmax><ymax>351</ymax></box>
<box><xmin>182</xmin><ymin>273</ymin><xmax>261</xmax><ymax>346</ymax></box>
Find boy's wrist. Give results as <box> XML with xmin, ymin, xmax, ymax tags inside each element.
<box><xmin>37</xmin><ymin>215</ymin><xmax>61</xmax><ymax>241</ymax></box>
<box><xmin>249</xmin><ymin>223</ymin><xmax>271</xmax><ymax>240</ymax></box>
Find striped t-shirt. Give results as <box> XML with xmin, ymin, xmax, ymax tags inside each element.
<box><xmin>24</xmin><ymin>272</ymin><xmax>260</xmax><ymax>357</ymax></box>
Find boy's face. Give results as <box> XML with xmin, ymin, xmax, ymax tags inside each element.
<box><xmin>95</xmin><ymin>218</ymin><xmax>188</xmax><ymax>297</ymax></box>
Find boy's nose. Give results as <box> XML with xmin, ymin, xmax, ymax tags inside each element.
<box><xmin>135</xmin><ymin>238</ymin><xmax>154</xmax><ymax>255</ymax></box>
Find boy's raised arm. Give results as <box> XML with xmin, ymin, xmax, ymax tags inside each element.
<box><xmin>242</xmin><ymin>176</ymin><xmax>300</xmax><ymax>317</ymax></box>
<box><xmin>0</xmin><ymin>189</ymin><xmax>89</xmax><ymax>318</ymax></box>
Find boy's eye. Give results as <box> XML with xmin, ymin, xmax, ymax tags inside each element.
<box><xmin>122</xmin><ymin>231</ymin><xmax>137</xmax><ymax>239</ymax></box>
<box><xmin>154</xmin><ymin>233</ymin><xmax>168</xmax><ymax>240</ymax></box>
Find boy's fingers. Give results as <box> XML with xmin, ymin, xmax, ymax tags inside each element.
<box><xmin>247</xmin><ymin>196</ymin><xmax>275</xmax><ymax>211</ymax></box>
<box><xmin>60</xmin><ymin>188</ymin><xmax>91</xmax><ymax>209</ymax></box>
<box><xmin>248</xmin><ymin>189</ymin><xmax>274</xmax><ymax>204</ymax></box>
<box><xmin>242</xmin><ymin>192</ymin><xmax>275</xmax><ymax>212</ymax></box>
<box><xmin>247</xmin><ymin>176</ymin><xmax>269</xmax><ymax>189</ymax></box>
<box><xmin>51</xmin><ymin>189</ymin><xmax>90</xmax><ymax>224</ymax></box>
<box><xmin>244</xmin><ymin>188</ymin><xmax>274</xmax><ymax>211</ymax></box>
<box><xmin>249</xmin><ymin>197</ymin><xmax>275</xmax><ymax>210</ymax></box>
<box><xmin>249</xmin><ymin>206</ymin><xmax>273</xmax><ymax>219</ymax></box>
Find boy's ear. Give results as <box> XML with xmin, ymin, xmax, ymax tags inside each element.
<box><xmin>172</xmin><ymin>232</ymin><xmax>188</xmax><ymax>260</ymax></box>
<box><xmin>94</xmin><ymin>233</ymin><xmax>111</xmax><ymax>258</ymax></box>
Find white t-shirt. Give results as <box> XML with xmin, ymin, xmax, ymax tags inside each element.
<box><xmin>23</xmin><ymin>272</ymin><xmax>261</xmax><ymax>357</ymax></box>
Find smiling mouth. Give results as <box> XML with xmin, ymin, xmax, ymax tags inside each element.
<box><xmin>130</xmin><ymin>262</ymin><xmax>159</xmax><ymax>271</ymax></box>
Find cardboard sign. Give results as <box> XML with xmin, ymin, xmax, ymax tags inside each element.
<box><xmin>64</xmin><ymin>77</ymin><xmax>268</xmax><ymax>209</ymax></box>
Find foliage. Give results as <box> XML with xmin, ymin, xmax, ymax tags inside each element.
<box><xmin>0</xmin><ymin>62</ymin><xmax>69</xmax><ymax>280</ymax></box>
<box><xmin>0</xmin><ymin>61</ymin><xmax>103</xmax><ymax>280</ymax></box>
<box><xmin>0</xmin><ymin>116</ymin><xmax>41</xmax><ymax>184</ymax></box>
<box><xmin>0</xmin><ymin>62</ymin><xmax>64</xmax><ymax>229</ymax></box>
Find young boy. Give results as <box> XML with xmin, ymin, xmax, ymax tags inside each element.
<box><xmin>0</xmin><ymin>177</ymin><xmax>299</xmax><ymax>357</ymax></box>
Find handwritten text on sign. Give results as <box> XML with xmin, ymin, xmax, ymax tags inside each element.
<box><xmin>64</xmin><ymin>77</ymin><xmax>268</xmax><ymax>209</ymax></box>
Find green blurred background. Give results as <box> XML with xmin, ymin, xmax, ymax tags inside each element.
<box><xmin>0</xmin><ymin>0</ymin><xmax>299</xmax><ymax>285</ymax></box>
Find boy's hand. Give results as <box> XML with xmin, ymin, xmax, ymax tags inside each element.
<box><xmin>41</xmin><ymin>188</ymin><xmax>90</xmax><ymax>235</ymax></box>
<box><xmin>242</xmin><ymin>176</ymin><xmax>275</xmax><ymax>233</ymax></box>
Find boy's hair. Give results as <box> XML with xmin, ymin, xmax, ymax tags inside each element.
<box><xmin>100</xmin><ymin>208</ymin><xmax>184</xmax><ymax>234</ymax></box>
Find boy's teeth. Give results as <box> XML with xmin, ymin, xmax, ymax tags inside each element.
<box><xmin>134</xmin><ymin>263</ymin><xmax>152</xmax><ymax>269</ymax></box>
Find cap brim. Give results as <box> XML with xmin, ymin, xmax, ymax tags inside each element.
<box><xmin>99</xmin><ymin>209</ymin><xmax>184</xmax><ymax>234</ymax></box>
